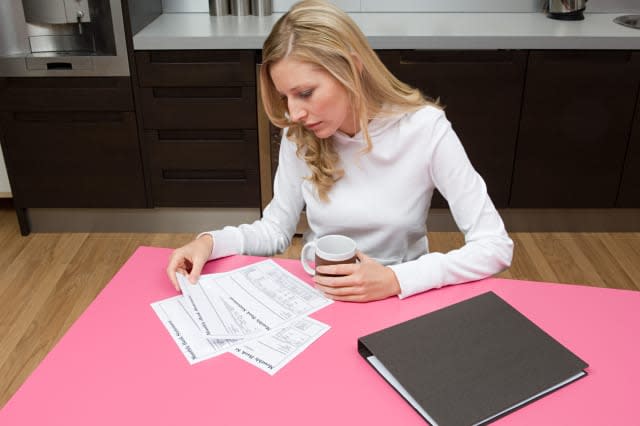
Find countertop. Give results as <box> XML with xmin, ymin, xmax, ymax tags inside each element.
<box><xmin>132</xmin><ymin>12</ymin><xmax>640</xmax><ymax>50</ymax></box>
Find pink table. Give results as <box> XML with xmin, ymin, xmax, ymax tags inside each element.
<box><xmin>1</xmin><ymin>246</ymin><xmax>639</xmax><ymax>425</ymax></box>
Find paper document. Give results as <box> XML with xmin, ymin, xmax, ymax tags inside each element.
<box><xmin>152</xmin><ymin>260</ymin><xmax>332</xmax><ymax>371</ymax></box>
<box><xmin>152</xmin><ymin>295</ymin><xmax>234</xmax><ymax>364</ymax></box>
<box><xmin>179</xmin><ymin>260</ymin><xmax>332</xmax><ymax>340</ymax></box>
<box><xmin>232</xmin><ymin>316</ymin><xmax>330</xmax><ymax>375</ymax></box>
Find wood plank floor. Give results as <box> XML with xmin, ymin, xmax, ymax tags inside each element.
<box><xmin>0</xmin><ymin>202</ymin><xmax>639</xmax><ymax>408</ymax></box>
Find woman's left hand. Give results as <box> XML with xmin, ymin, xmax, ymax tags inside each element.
<box><xmin>313</xmin><ymin>251</ymin><xmax>401</xmax><ymax>302</ymax></box>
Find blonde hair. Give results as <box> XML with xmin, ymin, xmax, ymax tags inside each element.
<box><xmin>260</xmin><ymin>0</ymin><xmax>437</xmax><ymax>201</ymax></box>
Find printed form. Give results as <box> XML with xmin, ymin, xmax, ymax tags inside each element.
<box><xmin>151</xmin><ymin>260</ymin><xmax>332</xmax><ymax>373</ymax></box>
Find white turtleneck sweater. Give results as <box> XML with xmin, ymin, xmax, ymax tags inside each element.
<box><xmin>203</xmin><ymin>105</ymin><xmax>513</xmax><ymax>298</ymax></box>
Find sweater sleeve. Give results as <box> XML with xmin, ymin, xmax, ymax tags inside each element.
<box><xmin>200</xmin><ymin>133</ymin><xmax>306</xmax><ymax>261</ymax></box>
<box><xmin>389</xmin><ymin>111</ymin><xmax>514</xmax><ymax>298</ymax></box>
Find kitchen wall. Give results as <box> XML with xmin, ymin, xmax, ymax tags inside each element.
<box><xmin>161</xmin><ymin>0</ymin><xmax>640</xmax><ymax>13</ymax></box>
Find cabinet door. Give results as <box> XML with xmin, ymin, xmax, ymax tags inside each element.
<box><xmin>511</xmin><ymin>51</ymin><xmax>639</xmax><ymax>208</ymax></box>
<box><xmin>617</xmin><ymin>53</ymin><xmax>640</xmax><ymax>207</ymax></box>
<box><xmin>135</xmin><ymin>50</ymin><xmax>256</xmax><ymax>87</ymax></box>
<box><xmin>3</xmin><ymin>111</ymin><xmax>146</xmax><ymax>207</ymax></box>
<box><xmin>135</xmin><ymin>50</ymin><xmax>257</xmax><ymax>130</ymax></box>
<box><xmin>147</xmin><ymin>129</ymin><xmax>260</xmax><ymax>207</ymax></box>
<box><xmin>0</xmin><ymin>77</ymin><xmax>134</xmax><ymax>111</ymax></box>
<box><xmin>378</xmin><ymin>50</ymin><xmax>526</xmax><ymax>208</ymax></box>
<box><xmin>139</xmin><ymin>85</ymin><xmax>257</xmax><ymax>130</ymax></box>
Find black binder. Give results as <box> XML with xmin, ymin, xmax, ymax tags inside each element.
<box><xmin>358</xmin><ymin>291</ymin><xmax>588</xmax><ymax>426</ymax></box>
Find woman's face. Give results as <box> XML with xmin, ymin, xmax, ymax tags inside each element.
<box><xmin>270</xmin><ymin>57</ymin><xmax>358</xmax><ymax>138</ymax></box>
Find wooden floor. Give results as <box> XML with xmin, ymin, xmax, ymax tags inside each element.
<box><xmin>1</xmin><ymin>202</ymin><xmax>639</xmax><ymax>409</ymax></box>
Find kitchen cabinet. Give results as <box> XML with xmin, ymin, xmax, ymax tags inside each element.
<box><xmin>510</xmin><ymin>51</ymin><xmax>640</xmax><ymax>208</ymax></box>
<box><xmin>0</xmin><ymin>77</ymin><xmax>146</xmax><ymax>234</ymax></box>
<box><xmin>377</xmin><ymin>50</ymin><xmax>527</xmax><ymax>208</ymax></box>
<box><xmin>134</xmin><ymin>50</ymin><xmax>260</xmax><ymax>207</ymax></box>
<box><xmin>617</xmin><ymin>55</ymin><xmax>640</xmax><ymax>208</ymax></box>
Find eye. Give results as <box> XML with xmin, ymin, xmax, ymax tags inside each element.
<box><xmin>299</xmin><ymin>89</ymin><xmax>313</xmax><ymax>99</ymax></box>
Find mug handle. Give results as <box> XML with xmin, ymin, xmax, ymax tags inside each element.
<box><xmin>300</xmin><ymin>241</ymin><xmax>316</xmax><ymax>275</ymax></box>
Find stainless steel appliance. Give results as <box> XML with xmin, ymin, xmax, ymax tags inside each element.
<box><xmin>613</xmin><ymin>14</ymin><xmax>640</xmax><ymax>29</ymax></box>
<box><xmin>546</xmin><ymin>0</ymin><xmax>588</xmax><ymax>21</ymax></box>
<box><xmin>0</xmin><ymin>0</ymin><xmax>129</xmax><ymax>76</ymax></box>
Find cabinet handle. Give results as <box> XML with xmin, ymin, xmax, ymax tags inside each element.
<box><xmin>6</xmin><ymin>77</ymin><xmax>125</xmax><ymax>90</ymax></box>
<box><xmin>399</xmin><ymin>51</ymin><xmax>518</xmax><ymax>64</ymax></box>
<box><xmin>149</xmin><ymin>51</ymin><xmax>248</xmax><ymax>64</ymax></box>
<box><xmin>13</xmin><ymin>111</ymin><xmax>124</xmax><ymax>123</ymax></box>
<box><xmin>533</xmin><ymin>51</ymin><xmax>632</xmax><ymax>64</ymax></box>
<box><xmin>152</xmin><ymin>87</ymin><xmax>245</xmax><ymax>100</ymax></box>
<box><xmin>162</xmin><ymin>169</ymin><xmax>247</xmax><ymax>182</ymax></box>
<box><xmin>157</xmin><ymin>129</ymin><xmax>247</xmax><ymax>142</ymax></box>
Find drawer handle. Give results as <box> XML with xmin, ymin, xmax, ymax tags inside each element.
<box><xmin>149</xmin><ymin>51</ymin><xmax>247</xmax><ymax>64</ymax></box>
<box><xmin>13</xmin><ymin>111</ymin><xmax>123</xmax><ymax>123</ymax></box>
<box><xmin>399</xmin><ymin>51</ymin><xmax>517</xmax><ymax>64</ymax></box>
<box><xmin>157</xmin><ymin>129</ymin><xmax>246</xmax><ymax>141</ymax></box>
<box><xmin>533</xmin><ymin>51</ymin><xmax>632</xmax><ymax>64</ymax></box>
<box><xmin>152</xmin><ymin>87</ymin><xmax>244</xmax><ymax>100</ymax></box>
<box><xmin>162</xmin><ymin>169</ymin><xmax>247</xmax><ymax>182</ymax></box>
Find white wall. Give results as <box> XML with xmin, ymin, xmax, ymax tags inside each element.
<box><xmin>161</xmin><ymin>0</ymin><xmax>639</xmax><ymax>13</ymax></box>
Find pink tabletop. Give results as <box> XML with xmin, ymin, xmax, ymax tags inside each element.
<box><xmin>1</xmin><ymin>246</ymin><xmax>639</xmax><ymax>425</ymax></box>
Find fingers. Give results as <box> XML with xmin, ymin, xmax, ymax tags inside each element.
<box><xmin>188</xmin><ymin>255</ymin><xmax>207</xmax><ymax>284</ymax></box>
<box><xmin>315</xmin><ymin>282</ymin><xmax>363</xmax><ymax>298</ymax></box>
<box><xmin>313</xmin><ymin>255</ymin><xmax>401</xmax><ymax>303</ymax></box>
<box><xmin>315</xmin><ymin>262</ymin><xmax>358</xmax><ymax>277</ymax></box>
<box><xmin>355</xmin><ymin>250</ymin><xmax>371</xmax><ymax>262</ymax></box>
<box><xmin>166</xmin><ymin>237</ymin><xmax>211</xmax><ymax>290</ymax></box>
<box><xmin>315</xmin><ymin>250</ymin><xmax>371</xmax><ymax>277</ymax></box>
<box><xmin>166</xmin><ymin>252</ymin><xmax>184</xmax><ymax>291</ymax></box>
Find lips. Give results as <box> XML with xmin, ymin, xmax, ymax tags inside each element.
<box><xmin>305</xmin><ymin>122</ymin><xmax>321</xmax><ymax>130</ymax></box>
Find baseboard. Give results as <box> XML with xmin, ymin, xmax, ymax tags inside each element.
<box><xmin>4</xmin><ymin>207</ymin><xmax>640</xmax><ymax>233</ymax></box>
<box><xmin>27</xmin><ymin>207</ymin><xmax>261</xmax><ymax>233</ymax></box>
<box><xmin>427</xmin><ymin>208</ymin><xmax>640</xmax><ymax>232</ymax></box>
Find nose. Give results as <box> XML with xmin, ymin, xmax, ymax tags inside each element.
<box><xmin>288</xmin><ymin>99</ymin><xmax>307</xmax><ymax>123</ymax></box>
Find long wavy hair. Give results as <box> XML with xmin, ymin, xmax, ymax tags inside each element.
<box><xmin>260</xmin><ymin>0</ymin><xmax>438</xmax><ymax>201</ymax></box>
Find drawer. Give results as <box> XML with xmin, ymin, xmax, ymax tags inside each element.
<box><xmin>135</xmin><ymin>50</ymin><xmax>256</xmax><ymax>87</ymax></box>
<box><xmin>147</xmin><ymin>129</ymin><xmax>260</xmax><ymax>207</ymax></box>
<box><xmin>0</xmin><ymin>77</ymin><xmax>133</xmax><ymax>112</ymax></box>
<box><xmin>140</xmin><ymin>85</ymin><xmax>257</xmax><ymax>129</ymax></box>
<box><xmin>3</xmin><ymin>111</ymin><xmax>146</xmax><ymax>207</ymax></box>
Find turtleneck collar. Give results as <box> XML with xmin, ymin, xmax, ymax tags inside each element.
<box><xmin>332</xmin><ymin>110</ymin><xmax>405</xmax><ymax>145</ymax></box>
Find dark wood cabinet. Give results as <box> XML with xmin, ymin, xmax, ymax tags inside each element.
<box><xmin>0</xmin><ymin>77</ymin><xmax>134</xmax><ymax>111</ymax></box>
<box><xmin>3</xmin><ymin>111</ymin><xmax>144</xmax><ymax>207</ymax></box>
<box><xmin>0</xmin><ymin>77</ymin><xmax>146</xmax><ymax>234</ymax></box>
<box><xmin>378</xmin><ymin>50</ymin><xmax>527</xmax><ymax>208</ymax></box>
<box><xmin>617</xmin><ymin>54</ymin><xmax>640</xmax><ymax>207</ymax></box>
<box><xmin>510</xmin><ymin>51</ymin><xmax>640</xmax><ymax>208</ymax></box>
<box><xmin>147</xmin><ymin>129</ymin><xmax>259</xmax><ymax>206</ymax></box>
<box><xmin>134</xmin><ymin>50</ymin><xmax>260</xmax><ymax>207</ymax></box>
<box><xmin>2</xmin><ymin>46</ymin><xmax>639</xmax><ymax>236</ymax></box>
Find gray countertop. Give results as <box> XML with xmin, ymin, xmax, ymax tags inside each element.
<box><xmin>133</xmin><ymin>12</ymin><xmax>640</xmax><ymax>50</ymax></box>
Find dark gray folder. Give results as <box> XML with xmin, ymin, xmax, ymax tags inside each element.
<box><xmin>358</xmin><ymin>291</ymin><xmax>588</xmax><ymax>426</ymax></box>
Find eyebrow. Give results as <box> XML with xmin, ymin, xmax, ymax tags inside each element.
<box><xmin>277</xmin><ymin>85</ymin><xmax>310</xmax><ymax>96</ymax></box>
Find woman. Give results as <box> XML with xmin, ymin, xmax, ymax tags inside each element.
<box><xmin>167</xmin><ymin>0</ymin><xmax>513</xmax><ymax>302</ymax></box>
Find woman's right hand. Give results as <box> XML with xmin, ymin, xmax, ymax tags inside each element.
<box><xmin>166</xmin><ymin>234</ymin><xmax>214</xmax><ymax>291</ymax></box>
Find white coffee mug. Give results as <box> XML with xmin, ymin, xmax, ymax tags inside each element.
<box><xmin>300</xmin><ymin>234</ymin><xmax>357</xmax><ymax>276</ymax></box>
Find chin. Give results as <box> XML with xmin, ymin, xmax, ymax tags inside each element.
<box><xmin>313</xmin><ymin>127</ymin><xmax>336</xmax><ymax>139</ymax></box>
